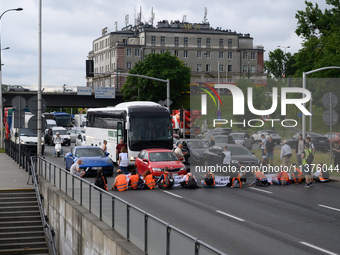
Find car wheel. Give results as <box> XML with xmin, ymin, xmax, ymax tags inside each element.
<box><xmin>68</xmin><ymin>142</ymin><xmax>70</xmax><ymax>146</ymax></box>
<box><xmin>251</xmin><ymin>137</ymin><xmax>255</xmax><ymax>143</ymax></box>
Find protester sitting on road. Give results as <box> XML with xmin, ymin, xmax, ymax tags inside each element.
<box><xmin>313</xmin><ymin>163</ymin><xmax>330</xmax><ymax>182</ymax></box>
<box><xmin>272</xmin><ymin>170</ymin><xmax>291</xmax><ymax>185</ymax></box>
<box><xmin>94</xmin><ymin>169</ymin><xmax>108</xmax><ymax>191</ymax></box>
<box><xmin>227</xmin><ymin>161</ymin><xmax>246</xmax><ymax>187</ymax></box>
<box><xmin>290</xmin><ymin>163</ymin><xmax>304</xmax><ymax>184</ymax></box>
<box><xmin>111</xmin><ymin>169</ymin><xmax>128</xmax><ymax>191</ymax></box>
<box><xmin>128</xmin><ymin>168</ymin><xmax>140</xmax><ymax>190</ymax></box>
<box><xmin>70</xmin><ymin>159</ymin><xmax>86</xmax><ymax>178</ymax></box>
<box><xmin>249</xmin><ymin>168</ymin><xmax>270</xmax><ymax>186</ymax></box>
<box><xmin>143</xmin><ymin>170</ymin><xmax>156</xmax><ymax>190</ymax></box>
<box><xmin>180</xmin><ymin>168</ymin><xmax>199</xmax><ymax>189</ymax></box>
<box><xmin>201</xmin><ymin>170</ymin><xmax>215</xmax><ymax>187</ymax></box>
<box><xmin>156</xmin><ymin>167</ymin><xmax>174</xmax><ymax>189</ymax></box>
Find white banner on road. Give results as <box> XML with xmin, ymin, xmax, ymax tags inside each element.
<box><xmin>77</xmin><ymin>86</ymin><xmax>92</xmax><ymax>95</ymax></box>
<box><xmin>173</xmin><ymin>176</ymin><xmax>230</xmax><ymax>187</ymax></box>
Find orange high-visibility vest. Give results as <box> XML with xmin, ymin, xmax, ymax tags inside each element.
<box><xmin>129</xmin><ymin>174</ymin><xmax>139</xmax><ymax>190</ymax></box>
<box><xmin>115</xmin><ymin>174</ymin><xmax>127</xmax><ymax>192</ymax></box>
<box><xmin>293</xmin><ymin>168</ymin><xmax>303</xmax><ymax>182</ymax></box>
<box><xmin>280</xmin><ymin>171</ymin><xmax>289</xmax><ymax>181</ymax></box>
<box><xmin>145</xmin><ymin>174</ymin><xmax>156</xmax><ymax>190</ymax></box>
<box><xmin>255</xmin><ymin>171</ymin><xmax>266</xmax><ymax>180</ymax></box>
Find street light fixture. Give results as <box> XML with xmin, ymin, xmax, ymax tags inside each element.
<box><xmin>278</xmin><ymin>45</ymin><xmax>290</xmax><ymax>78</ymax></box>
<box><xmin>0</xmin><ymin>8</ymin><xmax>23</xmax><ymax>149</ymax></box>
<box><xmin>204</xmin><ymin>51</ymin><xmax>220</xmax><ymax>110</ymax></box>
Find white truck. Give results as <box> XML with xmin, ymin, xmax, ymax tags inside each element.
<box><xmin>73</xmin><ymin>114</ymin><xmax>86</xmax><ymax>127</ymax></box>
<box><xmin>10</xmin><ymin>111</ymin><xmax>45</xmax><ymax>154</ymax></box>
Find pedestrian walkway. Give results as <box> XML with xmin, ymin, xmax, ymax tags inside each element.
<box><xmin>0</xmin><ymin>153</ymin><xmax>33</xmax><ymax>190</ymax></box>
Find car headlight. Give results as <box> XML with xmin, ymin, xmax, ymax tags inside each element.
<box><xmin>68</xmin><ymin>136</ymin><xmax>71</xmax><ymax>140</ymax></box>
<box><xmin>152</xmin><ymin>168</ymin><xmax>162</xmax><ymax>171</ymax></box>
<box><xmin>192</xmin><ymin>151</ymin><xmax>200</xmax><ymax>156</ymax></box>
<box><xmin>231</xmin><ymin>159</ymin><xmax>239</xmax><ymax>164</ymax></box>
<box><xmin>20</xmin><ymin>139</ymin><xmax>25</xmax><ymax>144</ymax></box>
<box><xmin>41</xmin><ymin>142</ymin><xmax>44</xmax><ymax>145</ymax></box>
<box><xmin>107</xmin><ymin>158</ymin><xmax>113</xmax><ymax>164</ymax></box>
<box><xmin>180</xmin><ymin>167</ymin><xmax>186</xmax><ymax>170</ymax></box>
<box><xmin>129</xmin><ymin>156</ymin><xmax>135</xmax><ymax>161</ymax></box>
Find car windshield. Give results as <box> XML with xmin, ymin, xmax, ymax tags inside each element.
<box><xmin>53</xmin><ymin>130</ymin><xmax>68</xmax><ymax>135</ymax></box>
<box><xmin>230</xmin><ymin>134</ymin><xmax>244</xmax><ymax>140</ymax></box>
<box><xmin>19</xmin><ymin>128</ymin><xmax>36</xmax><ymax>137</ymax></box>
<box><xmin>149</xmin><ymin>152</ymin><xmax>179</xmax><ymax>162</ymax></box>
<box><xmin>75</xmin><ymin>148</ymin><xmax>105</xmax><ymax>157</ymax></box>
<box><xmin>228</xmin><ymin>146</ymin><xmax>252</xmax><ymax>155</ymax></box>
<box><xmin>187</xmin><ymin>141</ymin><xmax>209</xmax><ymax>148</ymax></box>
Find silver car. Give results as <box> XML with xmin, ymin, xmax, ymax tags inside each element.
<box><xmin>8</xmin><ymin>85</ymin><xmax>30</xmax><ymax>92</ymax></box>
<box><xmin>230</xmin><ymin>133</ymin><xmax>253</xmax><ymax>149</ymax></box>
<box><xmin>68</xmin><ymin>128</ymin><xmax>85</xmax><ymax>143</ymax></box>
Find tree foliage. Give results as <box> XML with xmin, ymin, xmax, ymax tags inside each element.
<box><xmin>264</xmin><ymin>49</ymin><xmax>296</xmax><ymax>78</ymax></box>
<box><xmin>121</xmin><ymin>51</ymin><xmax>191</xmax><ymax>109</ymax></box>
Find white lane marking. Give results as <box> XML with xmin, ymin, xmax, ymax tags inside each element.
<box><xmin>163</xmin><ymin>191</ymin><xmax>182</xmax><ymax>198</ymax></box>
<box><xmin>216</xmin><ymin>210</ymin><xmax>245</xmax><ymax>222</ymax></box>
<box><xmin>318</xmin><ymin>204</ymin><xmax>340</xmax><ymax>212</ymax></box>
<box><xmin>300</xmin><ymin>242</ymin><xmax>338</xmax><ymax>255</ymax></box>
<box><xmin>249</xmin><ymin>187</ymin><xmax>273</xmax><ymax>194</ymax></box>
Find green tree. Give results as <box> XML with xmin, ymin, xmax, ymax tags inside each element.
<box><xmin>121</xmin><ymin>51</ymin><xmax>191</xmax><ymax>109</ymax></box>
<box><xmin>264</xmin><ymin>49</ymin><xmax>296</xmax><ymax>78</ymax></box>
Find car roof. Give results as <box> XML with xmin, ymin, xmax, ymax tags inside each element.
<box><xmin>74</xmin><ymin>146</ymin><xmax>100</xmax><ymax>149</ymax></box>
<box><xmin>142</xmin><ymin>148</ymin><xmax>174</xmax><ymax>152</ymax></box>
<box><xmin>51</xmin><ymin>127</ymin><xmax>67</xmax><ymax>131</ymax></box>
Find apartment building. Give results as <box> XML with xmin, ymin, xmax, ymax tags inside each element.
<box><xmin>86</xmin><ymin>20</ymin><xmax>266</xmax><ymax>90</ymax></box>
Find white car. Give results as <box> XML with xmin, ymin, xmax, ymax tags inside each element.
<box><xmin>75</xmin><ymin>133</ymin><xmax>86</xmax><ymax>146</ymax></box>
<box><xmin>229</xmin><ymin>133</ymin><xmax>253</xmax><ymax>149</ymax></box>
<box><xmin>68</xmin><ymin>128</ymin><xmax>85</xmax><ymax>143</ymax></box>
<box><xmin>251</xmin><ymin>130</ymin><xmax>281</xmax><ymax>145</ymax></box>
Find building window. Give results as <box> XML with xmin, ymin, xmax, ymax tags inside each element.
<box><xmin>251</xmin><ymin>52</ymin><xmax>255</xmax><ymax>60</ymax></box>
<box><xmin>243</xmin><ymin>52</ymin><xmax>248</xmax><ymax>59</ymax></box>
<box><xmin>151</xmin><ymin>36</ymin><xmax>156</xmax><ymax>45</ymax></box>
<box><xmin>184</xmin><ymin>37</ymin><xmax>188</xmax><ymax>46</ymax></box>
<box><xmin>127</xmin><ymin>49</ymin><xmax>131</xmax><ymax>56</ymax></box>
<box><xmin>206</xmin><ymin>64</ymin><xmax>211</xmax><ymax>71</ymax></box>
<box><xmin>228</xmin><ymin>65</ymin><xmax>232</xmax><ymax>72</ymax></box>
<box><xmin>228</xmin><ymin>39</ymin><xmax>232</xmax><ymax>47</ymax></box>
<box><xmin>160</xmin><ymin>50</ymin><xmax>165</xmax><ymax>53</ymax></box>
<box><xmin>219</xmin><ymin>39</ymin><xmax>223</xmax><ymax>47</ymax></box>
<box><xmin>243</xmin><ymin>65</ymin><xmax>248</xmax><ymax>72</ymax></box>
<box><xmin>219</xmin><ymin>52</ymin><xmax>224</xmax><ymax>59</ymax></box>
<box><xmin>175</xmin><ymin>37</ymin><xmax>179</xmax><ymax>45</ymax></box>
<box><xmin>205</xmin><ymin>51</ymin><xmax>211</xmax><ymax>59</ymax></box>
<box><xmin>174</xmin><ymin>50</ymin><xmax>179</xmax><ymax>57</ymax></box>
<box><xmin>184</xmin><ymin>50</ymin><xmax>188</xmax><ymax>58</ymax></box>
<box><xmin>184</xmin><ymin>64</ymin><xmax>188</xmax><ymax>67</ymax></box>
<box><xmin>228</xmin><ymin>52</ymin><xmax>232</xmax><ymax>59</ymax></box>
<box><xmin>197</xmin><ymin>51</ymin><xmax>202</xmax><ymax>58</ymax></box>
<box><xmin>219</xmin><ymin>64</ymin><xmax>224</xmax><ymax>72</ymax></box>
<box><xmin>127</xmin><ymin>62</ymin><xmax>131</xmax><ymax>69</ymax></box>
<box><xmin>197</xmin><ymin>38</ymin><xmax>201</xmax><ymax>46</ymax></box>
<box><xmin>161</xmin><ymin>36</ymin><xmax>165</xmax><ymax>44</ymax></box>
<box><xmin>251</xmin><ymin>65</ymin><xmax>256</xmax><ymax>73</ymax></box>
<box><xmin>135</xmin><ymin>49</ymin><xmax>140</xmax><ymax>56</ymax></box>
<box><xmin>197</xmin><ymin>64</ymin><xmax>202</xmax><ymax>71</ymax></box>
<box><xmin>206</xmin><ymin>38</ymin><xmax>210</xmax><ymax>46</ymax></box>
<box><xmin>151</xmin><ymin>49</ymin><xmax>156</xmax><ymax>54</ymax></box>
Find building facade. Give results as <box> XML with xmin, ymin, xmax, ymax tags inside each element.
<box><xmin>86</xmin><ymin>20</ymin><xmax>266</xmax><ymax>90</ymax></box>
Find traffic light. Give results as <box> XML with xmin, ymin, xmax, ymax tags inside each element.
<box><xmin>86</xmin><ymin>60</ymin><xmax>94</xmax><ymax>77</ymax></box>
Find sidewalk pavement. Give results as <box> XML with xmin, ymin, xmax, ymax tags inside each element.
<box><xmin>0</xmin><ymin>153</ymin><xmax>33</xmax><ymax>190</ymax></box>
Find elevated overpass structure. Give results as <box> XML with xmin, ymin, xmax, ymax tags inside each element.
<box><xmin>2</xmin><ymin>91</ymin><xmax>124</xmax><ymax>108</ymax></box>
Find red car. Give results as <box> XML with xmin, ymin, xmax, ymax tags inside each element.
<box><xmin>325</xmin><ymin>132</ymin><xmax>340</xmax><ymax>143</ymax></box>
<box><xmin>135</xmin><ymin>149</ymin><xmax>187</xmax><ymax>178</ymax></box>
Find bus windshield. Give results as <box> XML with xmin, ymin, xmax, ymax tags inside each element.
<box><xmin>129</xmin><ymin>113</ymin><xmax>172</xmax><ymax>151</ymax></box>
<box><xmin>55</xmin><ymin>115</ymin><xmax>72</xmax><ymax>127</ymax></box>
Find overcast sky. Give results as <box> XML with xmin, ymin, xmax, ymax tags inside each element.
<box><xmin>0</xmin><ymin>0</ymin><xmax>329</xmax><ymax>88</ymax></box>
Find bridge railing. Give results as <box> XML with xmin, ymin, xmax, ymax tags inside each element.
<box><xmin>35</xmin><ymin>157</ymin><xmax>226</xmax><ymax>255</ymax></box>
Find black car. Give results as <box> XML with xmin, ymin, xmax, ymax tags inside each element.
<box><xmin>203</xmin><ymin>144</ymin><xmax>260</xmax><ymax>175</ymax></box>
<box><xmin>175</xmin><ymin>139</ymin><xmax>210</xmax><ymax>164</ymax></box>
<box><xmin>287</xmin><ymin>132</ymin><xmax>329</xmax><ymax>151</ymax></box>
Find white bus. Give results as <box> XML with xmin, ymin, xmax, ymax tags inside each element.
<box><xmin>86</xmin><ymin>101</ymin><xmax>173</xmax><ymax>166</ymax></box>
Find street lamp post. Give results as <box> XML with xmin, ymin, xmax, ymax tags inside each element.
<box><xmin>278</xmin><ymin>45</ymin><xmax>290</xmax><ymax>78</ymax></box>
<box><xmin>0</xmin><ymin>7</ymin><xmax>23</xmax><ymax>149</ymax></box>
<box><xmin>205</xmin><ymin>52</ymin><xmax>220</xmax><ymax>110</ymax></box>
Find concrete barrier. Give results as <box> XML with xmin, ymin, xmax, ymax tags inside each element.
<box><xmin>39</xmin><ymin>177</ymin><xmax>144</xmax><ymax>255</ymax></box>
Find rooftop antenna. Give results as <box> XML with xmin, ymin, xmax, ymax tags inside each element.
<box><xmin>182</xmin><ymin>15</ymin><xmax>187</xmax><ymax>22</ymax></box>
<box><xmin>137</xmin><ymin>6</ymin><xmax>142</xmax><ymax>25</ymax></box>
<box><xmin>149</xmin><ymin>7</ymin><xmax>155</xmax><ymax>26</ymax></box>
<box><xmin>203</xmin><ymin>7</ymin><xmax>208</xmax><ymax>24</ymax></box>
<box><xmin>125</xmin><ymin>14</ymin><xmax>129</xmax><ymax>26</ymax></box>
<box><xmin>114</xmin><ymin>21</ymin><xmax>118</xmax><ymax>31</ymax></box>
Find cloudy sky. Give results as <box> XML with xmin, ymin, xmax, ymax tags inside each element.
<box><xmin>1</xmin><ymin>0</ymin><xmax>329</xmax><ymax>88</ymax></box>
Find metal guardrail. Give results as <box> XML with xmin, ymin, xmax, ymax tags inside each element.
<box><xmin>35</xmin><ymin>157</ymin><xmax>226</xmax><ymax>255</ymax></box>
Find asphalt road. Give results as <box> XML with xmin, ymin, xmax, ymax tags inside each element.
<box><xmin>44</xmin><ymin>143</ymin><xmax>340</xmax><ymax>255</ymax></box>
